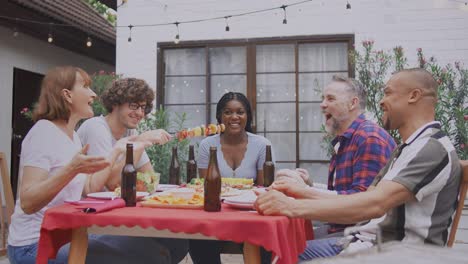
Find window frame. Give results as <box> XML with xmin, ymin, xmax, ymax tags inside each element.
<box><xmin>157</xmin><ymin>34</ymin><xmax>355</xmax><ymax>167</ymax></box>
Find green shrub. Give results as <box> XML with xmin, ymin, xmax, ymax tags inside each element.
<box><xmin>138</xmin><ymin>107</ymin><xmax>191</xmax><ymax>183</ymax></box>
<box><xmin>348</xmin><ymin>41</ymin><xmax>467</xmax><ymax>159</ymax></box>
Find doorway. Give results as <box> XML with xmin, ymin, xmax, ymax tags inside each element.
<box><xmin>11</xmin><ymin>68</ymin><xmax>43</xmax><ymax>200</ymax></box>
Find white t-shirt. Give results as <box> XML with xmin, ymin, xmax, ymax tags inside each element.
<box><xmin>8</xmin><ymin>120</ymin><xmax>86</xmax><ymax>246</ymax></box>
<box><xmin>77</xmin><ymin>116</ymin><xmax>149</xmax><ymax>169</ymax></box>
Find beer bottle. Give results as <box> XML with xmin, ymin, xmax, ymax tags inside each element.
<box><xmin>204</xmin><ymin>147</ymin><xmax>221</xmax><ymax>212</ymax></box>
<box><xmin>121</xmin><ymin>143</ymin><xmax>136</xmax><ymax>207</ymax></box>
<box><xmin>263</xmin><ymin>145</ymin><xmax>275</xmax><ymax>187</ymax></box>
<box><xmin>186</xmin><ymin>145</ymin><xmax>197</xmax><ymax>183</ymax></box>
<box><xmin>169</xmin><ymin>146</ymin><xmax>180</xmax><ymax>185</ymax></box>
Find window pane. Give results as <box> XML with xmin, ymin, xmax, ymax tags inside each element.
<box><xmin>264</xmin><ymin>133</ymin><xmax>295</xmax><ymax>161</ymax></box>
<box><xmin>165</xmin><ymin>77</ymin><xmax>206</xmax><ymax>104</ymax></box>
<box><xmin>210</xmin><ymin>75</ymin><xmax>247</xmax><ymax>103</ymax></box>
<box><xmin>298</xmin><ymin>103</ymin><xmax>324</xmax><ymax>131</ymax></box>
<box><xmin>210</xmin><ymin>104</ymin><xmax>217</xmax><ymax>124</ymax></box>
<box><xmin>257</xmin><ymin>103</ymin><xmax>295</xmax><ymax>132</ymax></box>
<box><xmin>256</xmin><ymin>73</ymin><xmax>295</xmax><ymax>102</ymax></box>
<box><xmin>298</xmin><ymin>42</ymin><xmax>348</xmax><ymax>72</ymax></box>
<box><xmin>299</xmin><ymin>162</ymin><xmax>330</xmax><ymax>184</ymax></box>
<box><xmin>164</xmin><ymin>48</ymin><xmax>205</xmax><ymax>75</ymax></box>
<box><xmin>256</xmin><ymin>44</ymin><xmax>295</xmax><ymax>73</ymax></box>
<box><xmin>165</xmin><ymin>105</ymin><xmax>205</xmax><ymax>131</ymax></box>
<box><xmin>299</xmin><ymin>72</ymin><xmax>347</xmax><ymax>102</ymax></box>
<box><xmin>299</xmin><ymin>133</ymin><xmax>329</xmax><ymax>160</ymax></box>
<box><xmin>209</xmin><ymin>47</ymin><xmax>246</xmax><ymax>74</ymax></box>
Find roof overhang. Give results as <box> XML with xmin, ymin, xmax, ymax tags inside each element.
<box><xmin>1</xmin><ymin>0</ymin><xmax>116</xmax><ymax>65</ymax></box>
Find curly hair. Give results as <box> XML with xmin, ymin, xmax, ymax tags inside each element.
<box><xmin>101</xmin><ymin>78</ymin><xmax>155</xmax><ymax>114</ymax></box>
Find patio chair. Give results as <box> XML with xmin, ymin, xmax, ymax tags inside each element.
<box><xmin>447</xmin><ymin>160</ymin><xmax>468</xmax><ymax>247</ymax></box>
<box><xmin>0</xmin><ymin>152</ymin><xmax>15</xmax><ymax>256</ymax></box>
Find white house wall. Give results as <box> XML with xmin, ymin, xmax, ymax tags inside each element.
<box><xmin>0</xmin><ymin>25</ymin><xmax>114</xmax><ymax>179</ymax></box>
<box><xmin>116</xmin><ymin>0</ymin><xmax>468</xmax><ymax>89</ymax></box>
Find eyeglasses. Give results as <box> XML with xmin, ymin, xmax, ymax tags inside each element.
<box><xmin>128</xmin><ymin>103</ymin><xmax>148</xmax><ymax>112</ymax></box>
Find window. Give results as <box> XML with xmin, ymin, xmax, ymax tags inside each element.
<box><xmin>158</xmin><ymin>35</ymin><xmax>353</xmax><ymax>183</ymax></box>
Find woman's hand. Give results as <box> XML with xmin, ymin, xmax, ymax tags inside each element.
<box><xmin>68</xmin><ymin>145</ymin><xmax>110</xmax><ymax>174</ymax></box>
<box><xmin>138</xmin><ymin>129</ymin><xmax>172</xmax><ymax>145</ymax></box>
<box><xmin>20</xmin><ymin>145</ymin><xmax>109</xmax><ymax>214</ymax></box>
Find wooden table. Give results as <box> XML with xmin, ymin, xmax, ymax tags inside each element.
<box><xmin>37</xmin><ymin>203</ymin><xmax>311</xmax><ymax>264</ymax></box>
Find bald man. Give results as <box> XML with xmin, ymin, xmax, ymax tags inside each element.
<box><xmin>255</xmin><ymin>68</ymin><xmax>462</xmax><ymax>261</ymax></box>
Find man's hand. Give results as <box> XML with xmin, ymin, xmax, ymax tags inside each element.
<box><xmin>270</xmin><ymin>180</ymin><xmax>310</xmax><ymax>199</ymax></box>
<box><xmin>254</xmin><ymin>190</ymin><xmax>297</xmax><ymax>217</ymax></box>
<box><xmin>68</xmin><ymin>145</ymin><xmax>110</xmax><ymax>174</ymax></box>
<box><xmin>275</xmin><ymin>168</ymin><xmax>311</xmax><ymax>186</ymax></box>
<box><xmin>114</xmin><ymin>135</ymin><xmax>138</xmax><ymax>153</ymax></box>
<box><xmin>138</xmin><ymin>129</ymin><xmax>172</xmax><ymax>145</ymax></box>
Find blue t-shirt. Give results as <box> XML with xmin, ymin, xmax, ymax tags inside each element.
<box><xmin>197</xmin><ymin>132</ymin><xmax>274</xmax><ymax>180</ymax></box>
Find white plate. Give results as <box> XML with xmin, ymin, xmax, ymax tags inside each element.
<box><xmin>87</xmin><ymin>191</ymin><xmax>149</xmax><ymax>200</ymax></box>
<box><xmin>156</xmin><ymin>184</ymin><xmax>179</xmax><ymax>192</ymax></box>
<box><xmin>223</xmin><ymin>200</ymin><xmax>254</xmax><ymax>209</ymax></box>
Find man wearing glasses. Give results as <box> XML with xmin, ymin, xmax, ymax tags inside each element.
<box><xmin>78</xmin><ymin>77</ymin><xmax>171</xmax><ymax>190</ymax></box>
<box><xmin>77</xmin><ymin>78</ymin><xmax>188</xmax><ymax>263</ymax></box>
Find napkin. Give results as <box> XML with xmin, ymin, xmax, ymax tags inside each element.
<box><xmin>80</xmin><ymin>198</ymin><xmax>125</xmax><ymax>213</ymax></box>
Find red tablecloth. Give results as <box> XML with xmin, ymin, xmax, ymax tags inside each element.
<box><xmin>37</xmin><ymin>203</ymin><xmax>313</xmax><ymax>264</ymax></box>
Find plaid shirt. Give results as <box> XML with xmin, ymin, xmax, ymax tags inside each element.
<box><xmin>327</xmin><ymin>114</ymin><xmax>396</xmax><ymax>234</ymax></box>
<box><xmin>328</xmin><ymin>114</ymin><xmax>396</xmax><ymax>194</ymax></box>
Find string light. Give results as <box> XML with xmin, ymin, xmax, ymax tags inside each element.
<box><xmin>13</xmin><ymin>18</ymin><xmax>19</xmax><ymax>37</ymax></box>
<box><xmin>86</xmin><ymin>36</ymin><xmax>92</xmax><ymax>47</ymax></box>
<box><xmin>346</xmin><ymin>1</ymin><xmax>352</xmax><ymax>9</ymax></box>
<box><xmin>224</xmin><ymin>16</ymin><xmax>230</xmax><ymax>32</ymax></box>
<box><xmin>174</xmin><ymin>22</ymin><xmax>180</xmax><ymax>44</ymax></box>
<box><xmin>281</xmin><ymin>5</ymin><xmax>288</xmax><ymax>24</ymax></box>
<box><xmin>47</xmin><ymin>23</ymin><xmax>53</xmax><ymax>43</ymax></box>
<box><xmin>128</xmin><ymin>25</ymin><xmax>133</xmax><ymax>42</ymax></box>
<box><xmin>0</xmin><ymin>0</ymin><xmax>315</xmax><ymax>43</ymax></box>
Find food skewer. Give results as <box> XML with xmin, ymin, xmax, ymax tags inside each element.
<box><xmin>175</xmin><ymin>123</ymin><xmax>225</xmax><ymax>141</ymax></box>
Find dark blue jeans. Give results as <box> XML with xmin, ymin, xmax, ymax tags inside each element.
<box><xmin>8</xmin><ymin>235</ymin><xmax>188</xmax><ymax>264</ymax></box>
<box><xmin>298</xmin><ymin>237</ymin><xmax>343</xmax><ymax>262</ymax></box>
<box><xmin>7</xmin><ymin>243</ymin><xmax>64</xmax><ymax>264</ymax></box>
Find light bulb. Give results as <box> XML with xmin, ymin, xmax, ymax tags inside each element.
<box><xmin>174</xmin><ymin>34</ymin><xmax>180</xmax><ymax>44</ymax></box>
<box><xmin>13</xmin><ymin>28</ymin><xmax>19</xmax><ymax>37</ymax></box>
<box><xmin>48</xmin><ymin>33</ymin><xmax>53</xmax><ymax>43</ymax></box>
<box><xmin>86</xmin><ymin>37</ymin><xmax>92</xmax><ymax>47</ymax></box>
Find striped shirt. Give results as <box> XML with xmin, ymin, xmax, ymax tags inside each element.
<box><xmin>374</xmin><ymin>121</ymin><xmax>461</xmax><ymax>245</ymax></box>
